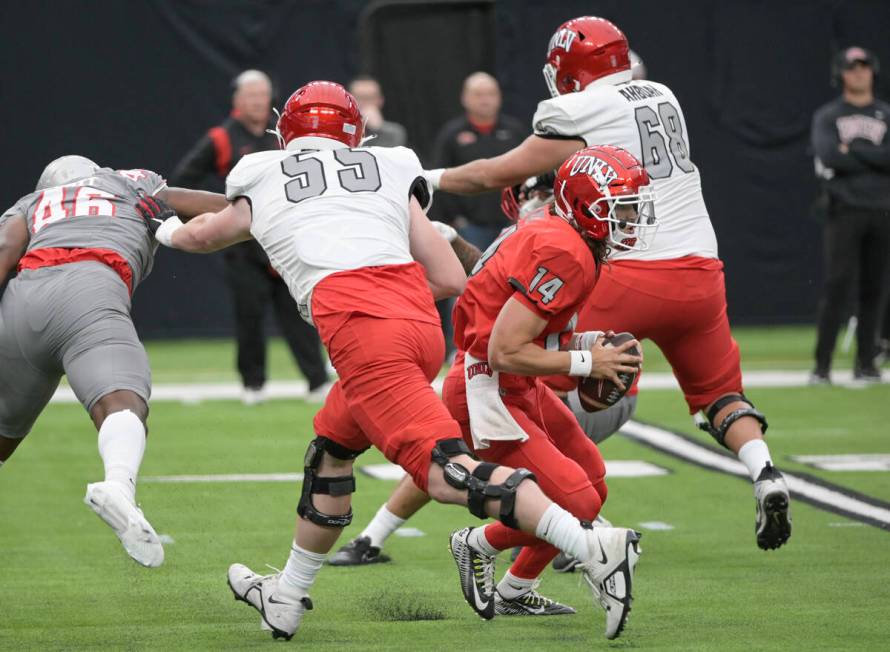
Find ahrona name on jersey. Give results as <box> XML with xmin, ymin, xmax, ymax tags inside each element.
<box><xmin>618</xmin><ymin>84</ymin><xmax>664</xmax><ymax>102</ymax></box>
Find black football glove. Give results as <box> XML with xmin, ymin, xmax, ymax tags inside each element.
<box><xmin>135</xmin><ymin>193</ymin><xmax>176</xmax><ymax>235</ymax></box>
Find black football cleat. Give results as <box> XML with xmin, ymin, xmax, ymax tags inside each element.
<box><xmin>327</xmin><ymin>536</ymin><xmax>391</xmax><ymax>566</ymax></box>
<box><xmin>754</xmin><ymin>463</ymin><xmax>792</xmax><ymax>550</ymax></box>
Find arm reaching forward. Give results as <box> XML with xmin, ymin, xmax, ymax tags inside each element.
<box><xmin>489</xmin><ymin>297</ymin><xmax>642</xmax><ymax>387</ymax></box>
<box><xmin>159</xmin><ymin>187</ymin><xmax>229</xmax><ymax>221</ymax></box>
<box><xmin>408</xmin><ymin>198</ymin><xmax>466</xmax><ymax>300</ymax></box>
<box><xmin>431</xmin><ymin>135</ymin><xmax>583</xmax><ymax>195</ymax></box>
<box><xmin>156</xmin><ymin>197</ymin><xmax>253</xmax><ymax>253</ymax></box>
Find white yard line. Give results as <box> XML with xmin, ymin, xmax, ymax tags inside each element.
<box><xmin>621</xmin><ymin>421</ymin><xmax>890</xmax><ymax>529</ymax></box>
<box><xmin>47</xmin><ymin>369</ymin><xmax>884</xmax><ymax>405</ymax></box>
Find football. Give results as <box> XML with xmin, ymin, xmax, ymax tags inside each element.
<box><xmin>577</xmin><ymin>332</ymin><xmax>640</xmax><ymax>412</ymax></box>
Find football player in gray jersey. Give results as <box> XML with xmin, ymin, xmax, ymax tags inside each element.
<box><xmin>0</xmin><ymin>155</ymin><xmax>226</xmax><ymax>568</ymax></box>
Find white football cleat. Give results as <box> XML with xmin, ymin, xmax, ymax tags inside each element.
<box><xmin>227</xmin><ymin>563</ymin><xmax>312</xmax><ymax>640</ymax></box>
<box><xmin>84</xmin><ymin>481</ymin><xmax>164</xmax><ymax>568</ymax></box>
<box><xmin>577</xmin><ymin>527</ymin><xmax>642</xmax><ymax>640</ymax></box>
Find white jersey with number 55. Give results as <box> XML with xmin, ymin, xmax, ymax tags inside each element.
<box><xmin>533</xmin><ymin>79</ymin><xmax>718</xmax><ymax>261</ymax></box>
<box><xmin>225</xmin><ymin>143</ymin><xmax>428</xmax><ymax>319</ymax></box>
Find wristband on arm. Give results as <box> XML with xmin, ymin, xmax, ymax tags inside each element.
<box><xmin>568</xmin><ymin>350</ymin><xmax>593</xmax><ymax>376</ymax></box>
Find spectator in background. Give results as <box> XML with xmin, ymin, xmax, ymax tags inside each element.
<box><xmin>348</xmin><ymin>75</ymin><xmax>407</xmax><ymax>147</ymax></box>
<box><xmin>430</xmin><ymin>72</ymin><xmax>525</xmax><ymax>250</ymax></box>
<box><xmin>171</xmin><ymin>69</ymin><xmax>330</xmax><ymax>404</ymax></box>
<box><xmin>811</xmin><ymin>47</ymin><xmax>890</xmax><ymax>383</ymax></box>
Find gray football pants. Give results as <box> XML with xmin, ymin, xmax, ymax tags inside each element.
<box><xmin>563</xmin><ymin>394</ymin><xmax>638</xmax><ymax>444</ymax></box>
<box><xmin>0</xmin><ymin>262</ymin><xmax>150</xmax><ymax>439</ymax></box>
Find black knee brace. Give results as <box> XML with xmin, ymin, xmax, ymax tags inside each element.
<box><xmin>696</xmin><ymin>393</ymin><xmax>768</xmax><ymax>448</ymax></box>
<box><xmin>431</xmin><ymin>438</ymin><xmax>537</xmax><ymax>529</ymax></box>
<box><xmin>297</xmin><ymin>436</ymin><xmax>366</xmax><ymax>528</ymax></box>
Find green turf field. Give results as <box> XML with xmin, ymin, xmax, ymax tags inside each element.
<box><xmin>2</xmin><ymin>328</ymin><xmax>889</xmax><ymax>650</ymax></box>
<box><xmin>137</xmin><ymin>325</ymin><xmax>867</xmax><ymax>384</ymax></box>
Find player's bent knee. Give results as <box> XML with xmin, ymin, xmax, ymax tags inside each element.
<box><xmin>695</xmin><ymin>393</ymin><xmax>768</xmax><ymax>448</ymax></box>
<box><xmin>91</xmin><ymin>390</ymin><xmax>148</xmax><ymax>429</ymax></box>
<box><xmin>430</xmin><ymin>438</ymin><xmax>537</xmax><ymax>529</ymax></box>
<box><xmin>297</xmin><ymin>436</ymin><xmax>366</xmax><ymax>528</ymax></box>
<box><xmin>561</xmin><ymin>484</ymin><xmax>602</xmax><ymax>522</ymax></box>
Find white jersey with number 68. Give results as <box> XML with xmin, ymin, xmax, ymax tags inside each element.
<box><xmin>225</xmin><ymin>143</ymin><xmax>428</xmax><ymax>319</ymax></box>
<box><xmin>533</xmin><ymin>79</ymin><xmax>718</xmax><ymax>261</ymax></box>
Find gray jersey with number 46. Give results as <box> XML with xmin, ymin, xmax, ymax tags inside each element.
<box><xmin>0</xmin><ymin>168</ymin><xmax>166</xmax><ymax>291</ymax></box>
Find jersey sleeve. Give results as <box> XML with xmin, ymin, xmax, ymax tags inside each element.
<box><xmin>507</xmin><ymin>236</ymin><xmax>590</xmax><ymax>318</ymax></box>
<box><xmin>143</xmin><ymin>170</ymin><xmax>167</xmax><ymax>195</ymax></box>
<box><xmin>225</xmin><ymin>154</ymin><xmax>265</xmax><ymax>202</ymax></box>
<box><xmin>383</xmin><ymin>146</ymin><xmax>432</xmax><ymax>210</ymax></box>
<box><xmin>117</xmin><ymin>169</ymin><xmax>167</xmax><ymax>196</ymax></box>
<box><xmin>533</xmin><ymin>97</ymin><xmax>585</xmax><ymax>141</ymax></box>
<box><xmin>533</xmin><ymin>89</ymin><xmax>625</xmax><ymax>146</ymax></box>
<box><xmin>0</xmin><ymin>198</ymin><xmax>30</xmax><ymax>233</ymax></box>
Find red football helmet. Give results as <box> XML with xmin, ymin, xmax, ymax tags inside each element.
<box><xmin>276</xmin><ymin>81</ymin><xmax>364</xmax><ymax>148</ymax></box>
<box><xmin>500</xmin><ymin>186</ymin><xmax>521</xmax><ymax>221</ymax></box>
<box><xmin>554</xmin><ymin>145</ymin><xmax>657</xmax><ymax>251</ymax></box>
<box><xmin>500</xmin><ymin>172</ymin><xmax>557</xmax><ymax>222</ymax></box>
<box><xmin>543</xmin><ymin>17</ymin><xmax>631</xmax><ymax>97</ymax></box>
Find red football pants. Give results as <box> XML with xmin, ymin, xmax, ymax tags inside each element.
<box><xmin>313</xmin><ymin>315</ymin><xmax>462</xmax><ymax>492</ymax></box>
<box><xmin>442</xmin><ymin>364</ymin><xmax>607</xmax><ymax>579</ymax></box>
<box><xmin>579</xmin><ymin>258</ymin><xmax>743</xmax><ymax>413</ymax></box>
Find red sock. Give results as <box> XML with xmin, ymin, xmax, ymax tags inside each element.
<box><xmin>509</xmin><ymin>543</ymin><xmax>560</xmax><ymax>580</ymax></box>
<box><xmin>483</xmin><ymin>522</ymin><xmax>540</xmax><ymax>550</ymax></box>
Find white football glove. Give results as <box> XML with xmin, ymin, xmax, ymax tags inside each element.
<box><xmin>431</xmin><ymin>221</ymin><xmax>458</xmax><ymax>243</ymax></box>
<box><xmin>154</xmin><ymin>216</ymin><xmax>184</xmax><ymax>248</ymax></box>
<box><xmin>575</xmin><ymin>330</ymin><xmax>605</xmax><ymax>351</ymax></box>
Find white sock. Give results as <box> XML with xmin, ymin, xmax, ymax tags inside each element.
<box><xmin>738</xmin><ymin>439</ymin><xmax>773</xmax><ymax>481</ymax></box>
<box><xmin>497</xmin><ymin>571</ymin><xmax>536</xmax><ymax>599</ymax></box>
<box><xmin>360</xmin><ymin>504</ymin><xmax>406</xmax><ymax>547</ymax></box>
<box><xmin>535</xmin><ymin>503</ymin><xmax>591</xmax><ymax>562</ymax></box>
<box><xmin>97</xmin><ymin>410</ymin><xmax>145</xmax><ymax>503</ymax></box>
<box><xmin>467</xmin><ymin>525</ymin><xmax>499</xmax><ymax>556</ymax></box>
<box><xmin>280</xmin><ymin>541</ymin><xmax>325</xmax><ymax>597</ymax></box>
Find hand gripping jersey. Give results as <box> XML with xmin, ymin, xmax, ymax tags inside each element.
<box><xmin>225</xmin><ymin>144</ymin><xmax>430</xmax><ymax>323</ymax></box>
<box><xmin>453</xmin><ymin>213</ymin><xmax>597</xmax><ymax>392</ymax></box>
<box><xmin>533</xmin><ymin>79</ymin><xmax>718</xmax><ymax>261</ymax></box>
<box><xmin>0</xmin><ymin>169</ymin><xmax>166</xmax><ymax>292</ymax></box>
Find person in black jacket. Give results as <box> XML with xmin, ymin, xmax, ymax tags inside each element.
<box><xmin>171</xmin><ymin>70</ymin><xmax>329</xmax><ymax>403</ymax></box>
<box><xmin>429</xmin><ymin>72</ymin><xmax>525</xmax><ymax>250</ymax></box>
<box><xmin>811</xmin><ymin>47</ymin><xmax>890</xmax><ymax>383</ymax></box>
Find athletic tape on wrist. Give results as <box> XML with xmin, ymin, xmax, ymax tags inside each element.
<box><xmin>569</xmin><ymin>350</ymin><xmax>593</xmax><ymax>376</ymax></box>
<box><xmin>155</xmin><ymin>216</ymin><xmax>184</xmax><ymax>247</ymax></box>
<box><xmin>426</xmin><ymin>168</ymin><xmax>445</xmax><ymax>190</ymax></box>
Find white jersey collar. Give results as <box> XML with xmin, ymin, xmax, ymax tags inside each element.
<box><xmin>286</xmin><ymin>136</ymin><xmax>349</xmax><ymax>151</ymax></box>
<box><xmin>583</xmin><ymin>69</ymin><xmax>634</xmax><ymax>90</ymax></box>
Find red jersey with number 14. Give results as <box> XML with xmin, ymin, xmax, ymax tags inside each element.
<box><xmin>452</xmin><ymin>213</ymin><xmax>597</xmax><ymax>391</ymax></box>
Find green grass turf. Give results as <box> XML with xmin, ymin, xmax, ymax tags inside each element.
<box><xmin>3</xmin><ymin>331</ymin><xmax>890</xmax><ymax>650</ymax></box>
<box><xmin>135</xmin><ymin>324</ymin><xmax>873</xmax><ymax>384</ymax></box>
